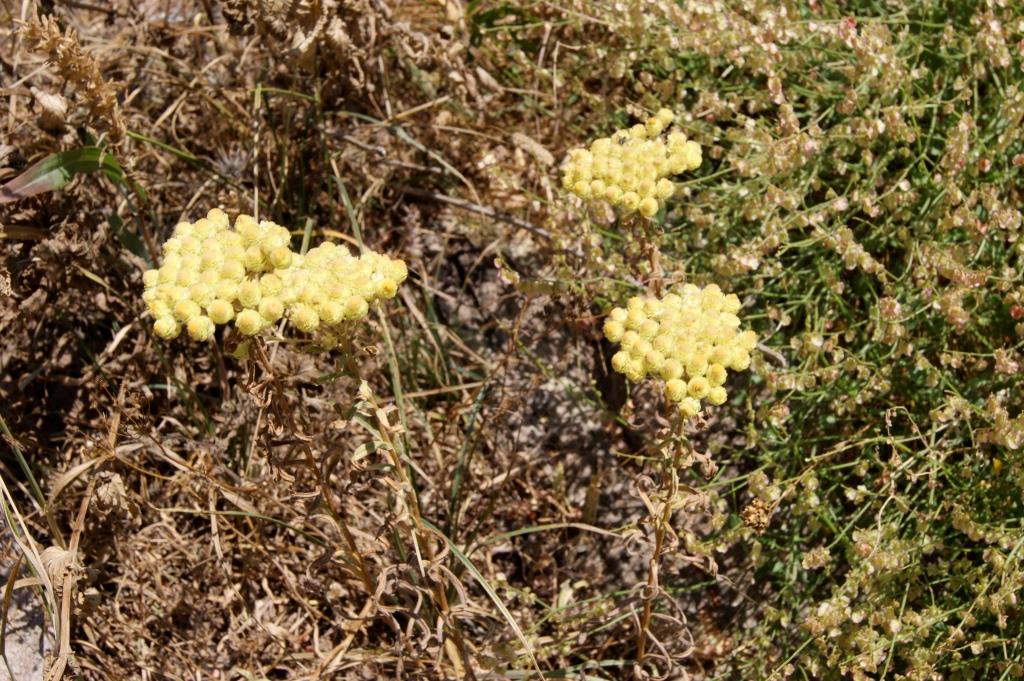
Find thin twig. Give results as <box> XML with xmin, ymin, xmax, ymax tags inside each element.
<box><xmin>394</xmin><ymin>183</ymin><xmax>584</xmax><ymax>257</ymax></box>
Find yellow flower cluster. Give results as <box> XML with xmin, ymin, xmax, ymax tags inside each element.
<box><xmin>603</xmin><ymin>284</ymin><xmax>758</xmax><ymax>417</ymax></box>
<box><xmin>142</xmin><ymin>209</ymin><xmax>407</xmax><ymax>342</ymax></box>
<box><xmin>561</xmin><ymin>108</ymin><xmax>702</xmax><ymax>218</ymax></box>
<box><xmin>277</xmin><ymin>243</ymin><xmax>408</xmax><ymax>335</ymax></box>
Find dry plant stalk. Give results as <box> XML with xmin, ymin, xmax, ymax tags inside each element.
<box><xmin>633</xmin><ymin>416</ymin><xmax>707</xmax><ymax>677</ymax></box>
<box><xmin>20</xmin><ymin>13</ymin><xmax>125</xmax><ymax>142</ymax></box>
<box><xmin>353</xmin><ymin>381</ymin><xmax>475</xmax><ymax>675</ymax></box>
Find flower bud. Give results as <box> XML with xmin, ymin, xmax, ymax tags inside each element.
<box><xmin>260</xmin><ymin>273</ymin><xmax>283</xmax><ymax>297</ymax></box>
<box><xmin>214</xmin><ymin>280</ymin><xmax>239</xmax><ymax>302</ymax></box>
<box><xmin>376</xmin><ymin>278</ymin><xmax>399</xmax><ymax>299</ymax></box>
<box><xmin>666</xmin><ymin>378</ymin><xmax>687</xmax><ymax>402</ymax></box>
<box><xmin>259</xmin><ymin>297</ymin><xmax>284</xmax><ymax>323</ymax></box>
<box><xmin>729</xmin><ymin>350</ymin><xmax>752</xmax><ymax>371</ymax></box>
<box><xmin>709</xmin><ymin>345</ymin><xmax>732</xmax><ymax>366</ymax></box>
<box><xmin>702</xmin><ymin>284</ymin><xmax>724</xmax><ymax>311</ymax></box>
<box><xmin>158</xmin><ymin>265</ymin><xmax>178</xmax><ymax>285</ymax></box>
<box><xmin>686</xmin><ymin>351</ymin><xmax>709</xmax><ymax>378</ymax></box>
<box><xmin>388</xmin><ymin>260</ymin><xmax>409</xmax><ymax>283</ymax></box>
<box><xmin>678</xmin><ymin>397</ymin><xmax>701</xmax><ymax>417</ymax></box>
<box><xmin>179</xmin><ymin>237</ymin><xmax>201</xmax><ymax>256</ymax></box>
<box><xmin>243</xmin><ymin>245</ymin><xmax>265</xmax><ymax>272</ymax></box>
<box><xmin>219</xmin><ymin>230</ymin><xmax>243</xmax><ymax>248</ymax></box>
<box><xmin>235</xmin><ymin>309</ymin><xmax>264</xmax><ymax>335</ymax></box>
<box><xmin>235</xmin><ymin>215</ymin><xmax>260</xmax><ymax>244</ymax></box>
<box><xmin>318</xmin><ymin>300</ymin><xmax>345</xmax><ymax>325</ymax></box>
<box><xmin>193</xmin><ymin>218</ymin><xmax>214</xmax><ymax>241</ymax></box>
<box><xmin>154</xmin><ymin>316</ymin><xmax>180</xmax><ymax>339</ymax></box>
<box><xmin>268</xmin><ymin>246</ymin><xmax>293</xmax><ymax>270</ymax></box>
<box><xmin>291</xmin><ymin>303</ymin><xmax>320</xmax><ymax>332</ymax></box>
<box><xmin>655</xmin><ymin>178</ymin><xmax>675</xmax><ymax>200</ymax></box>
<box><xmin>623</xmin><ymin>360</ymin><xmax>645</xmax><ymax>383</ymax></box>
<box><xmin>199</xmin><ymin>270</ymin><xmax>220</xmax><ymax>286</ymax></box>
<box><xmin>632</xmin><ymin>339</ymin><xmax>653</xmax><ymax>360</ymax></box>
<box><xmin>611</xmin><ymin>351</ymin><xmax>630</xmax><ymax>373</ymax></box>
<box><xmin>343</xmin><ymin>296</ymin><xmax>369</xmax><ymax>320</ymax></box>
<box><xmin>173</xmin><ymin>299</ymin><xmax>201</xmax><ymax>322</ymax></box>
<box><xmin>207</xmin><ymin>208</ymin><xmax>229</xmax><ymax>229</ymax></box>
<box><xmin>621</xmin><ymin>192</ymin><xmax>641</xmax><ymax>211</ymax></box>
<box><xmin>660</xmin><ymin>358</ymin><xmax>684</xmax><ymax>381</ymax></box>
<box><xmin>221</xmin><ymin>259</ymin><xmax>246</xmax><ymax>282</ymax></box>
<box><xmin>738</xmin><ymin>330</ymin><xmax>759</xmax><ymax>351</ymax></box>
<box><xmin>237</xmin><ymin>281</ymin><xmax>262</xmax><ymax>308</ymax></box>
<box><xmin>645</xmin><ymin>117</ymin><xmax>665</xmax><ymax>137</ymax></box>
<box><xmin>682</xmin><ymin>140</ymin><xmax>702</xmax><ymax>169</ymax></box>
<box><xmin>207</xmin><ymin>299</ymin><xmax>235</xmax><ymax>324</ymax></box>
<box><xmin>187</xmin><ymin>315</ymin><xmax>215</xmax><ymax>341</ymax></box>
<box><xmin>688</xmin><ymin>376</ymin><xmax>711</xmax><ymax>399</ymax></box>
<box><xmin>625</xmin><ymin>307</ymin><xmax>646</xmax><ymax>330</ymax></box>
<box><xmin>148</xmin><ymin>300</ymin><xmax>171</xmax><ymax>318</ymax></box>
<box><xmin>189</xmin><ymin>283</ymin><xmax>214</xmax><ymax>308</ymax></box>
<box><xmin>639</xmin><ymin>197</ymin><xmax>659</xmax><ymax>218</ymax></box>
<box><xmin>604</xmin><ymin>319</ymin><xmax>626</xmax><ymax>343</ymax></box>
<box><xmin>645</xmin><ymin>350</ymin><xmax>665</xmax><ymax>372</ymax></box>
<box><xmin>707</xmin><ymin>363</ymin><xmax>728</xmax><ymax>387</ymax></box>
<box><xmin>175</xmin><ymin>268</ymin><xmax>199</xmax><ymax>287</ymax></box>
<box><xmin>200</xmin><ymin>250</ymin><xmax>224</xmax><ymax>271</ymax></box>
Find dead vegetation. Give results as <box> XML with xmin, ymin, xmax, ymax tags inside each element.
<box><xmin>0</xmin><ymin>1</ymin><xmax>675</xmax><ymax>677</ymax></box>
<box><xmin>3</xmin><ymin>0</ymin><xmax>1024</xmax><ymax>680</ymax></box>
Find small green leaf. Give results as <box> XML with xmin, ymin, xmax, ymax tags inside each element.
<box><xmin>230</xmin><ymin>340</ymin><xmax>252</xmax><ymax>360</ymax></box>
<box><xmin>0</xmin><ymin>146</ymin><xmax>125</xmax><ymax>204</ymax></box>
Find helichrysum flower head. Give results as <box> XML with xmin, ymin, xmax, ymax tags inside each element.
<box><xmin>278</xmin><ymin>244</ymin><xmax>406</xmax><ymax>334</ymax></box>
<box><xmin>562</xmin><ymin>108</ymin><xmax>702</xmax><ymax>219</ymax></box>
<box><xmin>143</xmin><ymin>209</ymin><xmax>408</xmax><ymax>346</ymax></box>
<box><xmin>604</xmin><ymin>284</ymin><xmax>757</xmax><ymax>417</ymax></box>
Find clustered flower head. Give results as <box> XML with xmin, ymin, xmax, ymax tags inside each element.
<box><xmin>603</xmin><ymin>284</ymin><xmax>758</xmax><ymax>417</ymax></box>
<box><xmin>142</xmin><ymin>209</ymin><xmax>407</xmax><ymax>343</ymax></box>
<box><xmin>561</xmin><ymin>108</ymin><xmax>702</xmax><ymax>219</ymax></box>
<box><xmin>276</xmin><ymin>243</ymin><xmax>407</xmax><ymax>336</ymax></box>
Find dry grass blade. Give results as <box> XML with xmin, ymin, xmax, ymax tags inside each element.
<box><xmin>424</xmin><ymin>520</ymin><xmax>543</xmax><ymax>678</ymax></box>
<box><xmin>0</xmin><ymin>476</ymin><xmax>57</xmax><ymax>659</ymax></box>
<box><xmin>0</xmin><ymin>553</ymin><xmax>24</xmax><ymax>669</ymax></box>
<box><xmin>46</xmin><ymin>478</ymin><xmax>94</xmax><ymax>681</ymax></box>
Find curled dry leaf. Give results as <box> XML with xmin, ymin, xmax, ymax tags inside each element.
<box><xmin>40</xmin><ymin>546</ymin><xmax>74</xmax><ymax>586</ymax></box>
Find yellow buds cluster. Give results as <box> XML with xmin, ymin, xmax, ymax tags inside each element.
<box><xmin>603</xmin><ymin>284</ymin><xmax>758</xmax><ymax>417</ymax></box>
<box><xmin>142</xmin><ymin>209</ymin><xmax>407</xmax><ymax>343</ymax></box>
<box><xmin>278</xmin><ymin>243</ymin><xmax>408</xmax><ymax>334</ymax></box>
<box><xmin>561</xmin><ymin>108</ymin><xmax>702</xmax><ymax>218</ymax></box>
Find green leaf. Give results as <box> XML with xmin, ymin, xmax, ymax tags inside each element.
<box><xmin>0</xmin><ymin>146</ymin><xmax>126</xmax><ymax>204</ymax></box>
